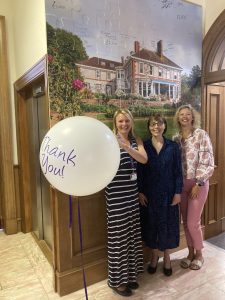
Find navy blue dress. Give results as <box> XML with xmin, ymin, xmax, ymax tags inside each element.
<box><xmin>137</xmin><ymin>138</ymin><xmax>183</xmax><ymax>251</ymax></box>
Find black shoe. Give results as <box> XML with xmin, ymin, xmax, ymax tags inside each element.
<box><xmin>147</xmin><ymin>257</ymin><xmax>159</xmax><ymax>274</ymax></box>
<box><xmin>127</xmin><ymin>282</ymin><xmax>139</xmax><ymax>289</ymax></box>
<box><xmin>163</xmin><ymin>266</ymin><xmax>172</xmax><ymax>276</ymax></box>
<box><xmin>108</xmin><ymin>282</ymin><xmax>132</xmax><ymax>297</ymax></box>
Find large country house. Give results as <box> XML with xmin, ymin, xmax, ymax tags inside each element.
<box><xmin>77</xmin><ymin>40</ymin><xmax>182</xmax><ymax>102</ymax></box>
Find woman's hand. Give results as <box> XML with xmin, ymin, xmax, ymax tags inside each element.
<box><xmin>116</xmin><ymin>133</ymin><xmax>129</xmax><ymax>151</ymax></box>
<box><xmin>190</xmin><ymin>184</ymin><xmax>200</xmax><ymax>199</ymax></box>
<box><xmin>139</xmin><ymin>193</ymin><xmax>148</xmax><ymax>206</ymax></box>
<box><xmin>171</xmin><ymin>194</ymin><xmax>181</xmax><ymax>206</ymax></box>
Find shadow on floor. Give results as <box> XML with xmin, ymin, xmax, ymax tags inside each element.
<box><xmin>206</xmin><ymin>232</ymin><xmax>225</xmax><ymax>250</ymax></box>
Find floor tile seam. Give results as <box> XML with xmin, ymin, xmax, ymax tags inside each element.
<box><xmin>18</xmin><ymin>239</ymin><xmax>53</xmax><ymax>288</ymax></box>
<box><xmin>35</xmin><ymin>276</ymin><xmax>52</xmax><ymax>300</ymax></box>
<box><xmin>16</xmin><ymin>236</ymin><xmax>48</xmax><ymax>281</ymax></box>
<box><xmin>18</xmin><ymin>233</ymin><xmax>47</xmax><ymax>272</ymax></box>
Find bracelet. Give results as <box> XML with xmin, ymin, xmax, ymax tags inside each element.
<box><xmin>195</xmin><ymin>180</ymin><xmax>204</xmax><ymax>186</ymax></box>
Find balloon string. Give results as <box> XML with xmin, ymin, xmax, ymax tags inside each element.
<box><xmin>69</xmin><ymin>195</ymin><xmax>73</xmax><ymax>228</ymax></box>
<box><xmin>77</xmin><ymin>198</ymin><xmax>89</xmax><ymax>300</ymax></box>
<box><xmin>69</xmin><ymin>196</ymin><xmax>88</xmax><ymax>299</ymax></box>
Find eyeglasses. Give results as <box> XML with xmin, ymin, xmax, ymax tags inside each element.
<box><xmin>149</xmin><ymin>121</ymin><xmax>164</xmax><ymax>127</ymax></box>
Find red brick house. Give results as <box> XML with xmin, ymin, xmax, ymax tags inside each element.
<box><xmin>118</xmin><ymin>40</ymin><xmax>182</xmax><ymax>102</ymax></box>
<box><xmin>77</xmin><ymin>40</ymin><xmax>182</xmax><ymax>102</ymax></box>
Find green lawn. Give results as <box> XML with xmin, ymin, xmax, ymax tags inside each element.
<box><xmin>104</xmin><ymin>117</ymin><xmax>178</xmax><ymax>141</ymax></box>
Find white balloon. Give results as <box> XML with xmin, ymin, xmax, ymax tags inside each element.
<box><xmin>39</xmin><ymin>116</ymin><xmax>120</xmax><ymax>196</ymax></box>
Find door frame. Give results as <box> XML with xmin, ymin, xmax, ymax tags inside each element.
<box><xmin>202</xmin><ymin>10</ymin><xmax>225</xmax><ymax>86</ymax></box>
<box><xmin>0</xmin><ymin>16</ymin><xmax>17</xmax><ymax>234</ymax></box>
<box><xmin>14</xmin><ymin>55</ymin><xmax>49</xmax><ymax>233</ymax></box>
<box><xmin>202</xmin><ymin>9</ymin><xmax>225</xmax><ymax>236</ymax></box>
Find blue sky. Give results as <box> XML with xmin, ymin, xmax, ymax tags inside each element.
<box><xmin>45</xmin><ymin>0</ymin><xmax>202</xmax><ymax>74</ymax></box>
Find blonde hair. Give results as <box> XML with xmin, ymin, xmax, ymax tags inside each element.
<box><xmin>113</xmin><ymin>109</ymin><xmax>136</xmax><ymax>139</ymax></box>
<box><xmin>174</xmin><ymin>104</ymin><xmax>200</xmax><ymax>130</ymax></box>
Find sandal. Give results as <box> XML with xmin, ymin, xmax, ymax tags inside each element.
<box><xmin>189</xmin><ymin>259</ymin><xmax>204</xmax><ymax>270</ymax></box>
<box><xmin>180</xmin><ymin>258</ymin><xmax>192</xmax><ymax>269</ymax></box>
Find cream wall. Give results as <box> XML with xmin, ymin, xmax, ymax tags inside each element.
<box><xmin>12</xmin><ymin>0</ymin><xmax>47</xmax><ymax>79</ymax></box>
<box><xmin>0</xmin><ymin>0</ymin><xmax>47</xmax><ymax>163</ymax></box>
<box><xmin>205</xmin><ymin>0</ymin><xmax>225</xmax><ymax>33</ymax></box>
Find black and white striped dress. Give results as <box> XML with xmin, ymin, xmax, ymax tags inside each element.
<box><xmin>105</xmin><ymin>137</ymin><xmax>144</xmax><ymax>287</ymax></box>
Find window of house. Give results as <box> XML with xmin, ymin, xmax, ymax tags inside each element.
<box><xmin>96</xmin><ymin>70</ymin><xmax>101</xmax><ymax>79</ymax></box>
<box><xmin>117</xmin><ymin>70</ymin><xmax>124</xmax><ymax>79</ymax></box>
<box><xmin>149</xmin><ymin>65</ymin><xmax>153</xmax><ymax>75</ymax></box>
<box><xmin>148</xmin><ymin>81</ymin><xmax>152</xmax><ymax>95</ymax></box>
<box><xmin>143</xmin><ymin>82</ymin><xmax>147</xmax><ymax>97</ymax></box>
<box><xmin>110</xmin><ymin>63</ymin><xmax>115</xmax><ymax>68</ymax></box>
<box><xmin>158</xmin><ymin>68</ymin><xmax>162</xmax><ymax>77</ymax></box>
<box><xmin>85</xmin><ymin>82</ymin><xmax>91</xmax><ymax>89</ymax></box>
<box><xmin>106</xmin><ymin>85</ymin><xmax>112</xmax><ymax>95</ymax></box>
<box><xmin>107</xmin><ymin>72</ymin><xmax>111</xmax><ymax>80</ymax></box>
<box><xmin>139</xmin><ymin>81</ymin><xmax>151</xmax><ymax>97</ymax></box>
<box><xmin>139</xmin><ymin>62</ymin><xmax>144</xmax><ymax>74</ymax></box>
<box><xmin>139</xmin><ymin>82</ymin><xmax>142</xmax><ymax>95</ymax></box>
<box><xmin>100</xmin><ymin>61</ymin><xmax>106</xmax><ymax>66</ymax></box>
<box><xmin>95</xmin><ymin>84</ymin><xmax>102</xmax><ymax>92</ymax></box>
<box><xmin>174</xmin><ymin>71</ymin><xmax>177</xmax><ymax>79</ymax></box>
<box><xmin>166</xmin><ymin>70</ymin><xmax>170</xmax><ymax>79</ymax></box>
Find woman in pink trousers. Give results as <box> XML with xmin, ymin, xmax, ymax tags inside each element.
<box><xmin>173</xmin><ymin>105</ymin><xmax>214</xmax><ymax>270</ymax></box>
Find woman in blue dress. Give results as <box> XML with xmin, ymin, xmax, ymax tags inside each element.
<box><xmin>138</xmin><ymin>114</ymin><xmax>183</xmax><ymax>276</ymax></box>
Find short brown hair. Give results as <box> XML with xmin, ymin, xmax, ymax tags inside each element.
<box><xmin>147</xmin><ymin>114</ymin><xmax>167</xmax><ymax>136</ymax></box>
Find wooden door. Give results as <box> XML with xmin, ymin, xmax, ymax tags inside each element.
<box><xmin>14</xmin><ymin>57</ymin><xmax>53</xmax><ymax>252</ymax></box>
<box><xmin>203</xmin><ymin>84</ymin><xmax>225</xmax><ymax>238</ymax></box>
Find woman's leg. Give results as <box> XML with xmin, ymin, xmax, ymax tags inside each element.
<box><xmin>187</xmin><ymin>181</ymin><xmax>209</xmax><ymax>259</ymax></box>
<box><xmin>180</xmin><ymin>179</ymin><xmax>195</xmax><ymax>259</ymax></box>
<box><xmin>163</xmin><ymin>249</ymin><xmax>172</xmax><ymax>276</ymax></box>
<box><xmin>164</xmin><ymin>249</ymin><xmax>171</xmax><ymax>268</ymax></box>
<box><xmin>150</xmin><ymin>248</ymin><xmax>158</xmax><ymax>267</ymax></box>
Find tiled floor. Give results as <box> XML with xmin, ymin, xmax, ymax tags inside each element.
<box><xmin>1</xmin><ymin>231</ymin><xmax>225</xmax><ymax>300</ymax></box>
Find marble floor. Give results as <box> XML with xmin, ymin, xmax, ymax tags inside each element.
<box><xmin>1</xmin><ymin>231</ymin><xmax>225</xmax><ymax>300</ymax></box>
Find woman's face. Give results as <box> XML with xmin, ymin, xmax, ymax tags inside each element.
<box><xmin>149</xmin><ymin>119</ymin><xmax>165</xmax><ymax>138</ymax></box>
<box><xmin>178</xmin><ymin>108</ymin><xmax>193</xmax><ymax>127</ymax></box>
<box><xmin>115</xmin><ymin>113</ymin><xmax>132</xmax><ymax>135</ymax></box>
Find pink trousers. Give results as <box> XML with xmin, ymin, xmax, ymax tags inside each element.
<box><xmin>180</xmin><ymin>179</ymin><xmax>209</xmax><ymax>250</ymax></box>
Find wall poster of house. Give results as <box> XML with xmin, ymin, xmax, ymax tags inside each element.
<box><xmin>45</xmin><ymin>0</ymin><xmax>202</xmax><ymax>140</ymax></box>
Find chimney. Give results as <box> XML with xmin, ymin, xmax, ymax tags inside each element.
<box><xmin>121</xmin><ymin>56</ymin><xmax>124</xmax><ymax>64</ymax></box>
<box><xmin>157</xmin><ymin>40</ymin><xmax>163</xmax><ymax>57</ymax></box>
<box><xmin>134</xmin><ymin>41</ymin><xmax>140</xmax><ymax>53</ymax></box>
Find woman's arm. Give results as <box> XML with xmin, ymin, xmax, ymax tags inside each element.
<box><xmin>195</xmin><ymin>130</ymin><xmax>215</xmax><ymax>183</ymax></box>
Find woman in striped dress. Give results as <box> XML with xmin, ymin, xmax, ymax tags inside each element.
<box><xmin>105</xmin><ymin>109</ymin><xmax>148</xmax><ymax>297</ymax></box>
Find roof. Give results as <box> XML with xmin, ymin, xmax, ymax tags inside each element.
<box><xmin>132</xmin><ymin>48</ymin><xmax>182</xmax><ymax>69</ymax></box>
<box><xmin>77</xmin><ymin>57</ymin><xmax>122</xmax><ymax>70</ymax></box>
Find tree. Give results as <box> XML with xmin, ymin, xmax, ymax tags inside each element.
<box><xmin>47</xmin><ymin>23</ymin><xmax>88</xmax><ymax>117</ymax></box>
<box><xmin>180</xmin><ymin>66</ymin><xmax>201</xmax><ymax>111</ymax></box>
<box><xmin>187</xmin><ymin>65</ymin><xmax>201</xmax><ymax>90</ymax></box>
<box><xmin>47</xmin><ymin>23</ymin><xmax>88</xmax><ymax>66</ymax></box>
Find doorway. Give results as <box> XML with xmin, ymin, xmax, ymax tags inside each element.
<box><xmin>14</xmin><ymin>57</ymin><xmax>53</xmax><ymax>249</ymax></box>
<box><xmin>202</xmin><ymin>10</ymin><xmax>225</xmax><ymax>238</ymax></box>
<box><xmin>26</xmin><ymin>86</ymin><xmax>52</xmax><ymax>246</ymax></box>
